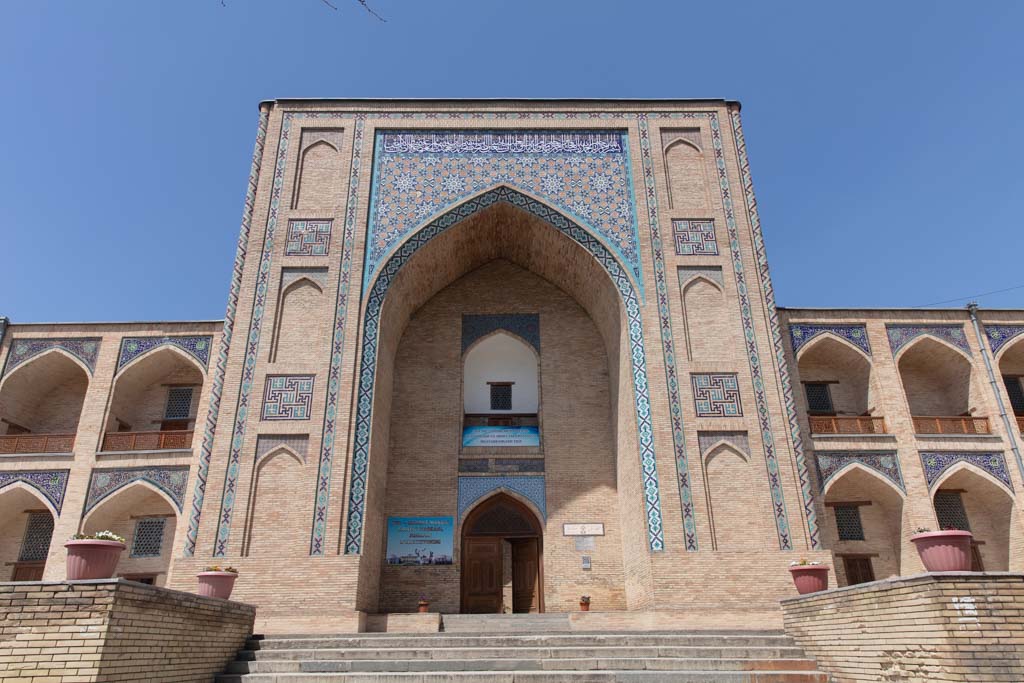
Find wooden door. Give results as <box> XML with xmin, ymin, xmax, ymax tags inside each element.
<box><xmin>461</xmin><ymin>537</ymin><xmax>502</xmax><ymax>613</ymax></box>
<box><xmin>511</xmin><ymin>538</ymin><xmax>540</xmax><ymax>613</ymax></box>
<box><xmin>841</xmin><ymin>557</ymin><xmax>875</xmax><ymax>585</ymax></box>
<box><xmin>12</xmin><ymin>562</ymin><xmax>44</xmax><ymax>581</ymax></box>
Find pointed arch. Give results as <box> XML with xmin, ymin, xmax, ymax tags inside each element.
<box><xmin>931</xmin><ymin>460</ymin><xmax>1015</xmax><ymax>498</ymax></box>
<box><xmin>0</xmin><ymin>349</ymin><xmax>90</xmax><ymax>441</ymax></box>
<box><xmin>82</xmin><ymin>479</ymin><xmax>180</xmax><ymax>529</ymax></box>
<box><xmin>680</xmin><ymin>274</ymin><xmax>723</xmax><ymax>295</ymax></box>
<box><xmin>459</xmin><ymin>489</ymin><xmax>546</xmax><ymax>534</ymax></box>
<box><xmin>896</xmin><ymin>335</ymin><xmax>976</xmax><ymax>419</ymax></box>
<box><xmin>104</xmin><ymin>346</ymin><xmax>205</xmax><ymax>440</ymax></box>
<box><xmin>894</xmin><ymin>333</ymin><xmax>973</xmax><ymax>365</ymax></box>
<box><xmin>115</xmin><ymin>343</ymin><xmax>208</xmax><ymax>379</ymax></box>
<box><xmin>463</xmin><ymin>330</ymin><xmax>540</xmax><ymax>416</ymax></box>
<box><xmin>664</xmin><ymin>137</ymin><xmax>703</xmax><ymax>155</ymax></box>
<box><xmin>703</xmin><ymin>441</ymin><xmax>749</xmax><ymax>464</ymax></box>
<box><xmin>256</xmin><ymin>443</ymin><xmax>306</xmax><ymax>466</ymax></box>
<box><xmin>822</xmin><ymin>462</ymin><xmax>906</xmax><ymax>499</ymax></box>
<box><xmin>462</xmin><ymin>328</ymin><xmax>540</xmax><ymax>361</ymax></box>
<box><xmin>0</xmin><ymin>347</ymin><xmax>92</xmax><ymax>389</ymax></box>
<box><xmin>339</xmin><ymin>186</ymin><xmax>664</xmax><ymax>557</ymax></box>
<box><xmin>0</xmin><ymin>480</ymin><xmax>60</xmax><ymax>517</ymax></box>
<box><xmin>796</xmin><ymin>331</ymin><xmax>873</xmax><ymax>364</ymax></box>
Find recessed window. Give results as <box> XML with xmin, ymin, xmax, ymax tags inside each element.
<box><xmin>164</xmin><ymin>387</ymin><xmax>194</xmax><ymax>421</ymax></box>
<box><xmin>130</xmin><ymin>517</ymin><xmax>167</xmax><ymax>558</ymax></box>
<box><xmin>834</xmin><ymin>505</ymin><xmax>865</xmax><ymax>541</ymax></box>
<box><xmin>804</xmin><ymin>382</ymin><xmax>835</xmax><ymax>414</ymax></box>
<box><xmin>842</xmin><ymin>556</ymin><xmax>875</xmax><ymax>585</ymax></box>
<box><xmin>18</xmin><ymin>512</ymin><xmax>54</xmax><ymax>562</ymax></box>
<box><xmin>934</xmin><ymin>490</ymin><xmax>970</xmax><ymax>531</ymax></box>
<box><xmin>1004</xmin><ymin>375</ymin><xmax>1024</xmax><ymax>415</ymax></box>
<box><xmin>489</xmin><ymin>383</ymin><xmax>513</xmax><ymax>411</ymax></box>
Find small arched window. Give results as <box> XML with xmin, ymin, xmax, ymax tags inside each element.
<box><xmin>462</xmin><ymin>332</ymin><xmax>540</xmax><ymax>448</ymax></box>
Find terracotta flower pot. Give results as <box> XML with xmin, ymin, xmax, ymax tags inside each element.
<box><xmin>788</xmin><ymin>565</ymin><xmax>829</xmax><ymax>595</ymax></box>
<box><xmin>65</xmin><ymin>540</ymin><xmax>125</xmax><ymax>580</ymax></box>
<box><xmin>579</xmin><ymin>602</ymin><xmax>590</xmax><ymax>611</ymax></box>
<box><xmin>197</xmin><ymin>571</ymin><xmax>238</xmax><ymax>600</ymax></box>
<box><xmin>911</xmin><ymin>530</ymin><xmax>973</xmax><ymax>572</ymax></box>
<box><xmin>417</xmin><ymin>601</ymin><xmax>429</xmax><ymax>613</ymax></box>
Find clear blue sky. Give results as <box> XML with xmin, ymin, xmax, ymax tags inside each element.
<box><xmin>2</xmin><ymin>1</ymin><xmax>1022</xmax><ymax>322</ymax></box>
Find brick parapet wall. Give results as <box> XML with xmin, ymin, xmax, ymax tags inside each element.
<box><xmin>0</xmin><ymin>579</ymin><xmax>254</xmax><ymax>682</ymax></box>
<box><xmin>781</xmin><ymin>572</ymin><xmax>1024</xmax><ymax>682</ymax></box>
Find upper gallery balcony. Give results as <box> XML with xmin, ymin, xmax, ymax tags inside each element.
<box><xmin>101</xmin><ymin>347</ymin><xmax>203</xmax><ymax>453</ymax></box>
<box><xmin>797</xmin><ymin>335</ymin><xmax>886</xmax><ymax>437</ymax></box>
<box><xmin>0</xmin><ymin>349</ymin><xmax>88</xmax><ymax>455</ymax></box>
<box><xmin>896</xmin><ymin>336</ymin><xmax>988</xmax><ymax>437</ymax></box>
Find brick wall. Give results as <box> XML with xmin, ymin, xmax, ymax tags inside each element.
<box><xmin>781</xmin><ymin>572</ymin><xmax>1024</xmax><ymax>682</ymax></box>
<box><xmin>0</xmin><ymin>579</ymin><xmax>254</xmax><ymax>682</ymax></box>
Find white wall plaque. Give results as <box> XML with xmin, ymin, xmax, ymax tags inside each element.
<box><xmin>563</xmin><ymin>523</ymin><xmax>604</xmax><ymax>536</ymax></box>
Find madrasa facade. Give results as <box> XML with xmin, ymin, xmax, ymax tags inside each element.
<box><xmin>2</xmin><ymin>99</ymin><xmax>1023</xmax><ymax>631</ymax></box>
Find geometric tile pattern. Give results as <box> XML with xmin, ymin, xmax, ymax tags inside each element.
<box><xmin>462</xmin><ymin>314</ymin><xmax>540</xmax><ymax>354</ymax></box>
<box><xmin>887</xmin><ymin>324</ymin><xmax>971</xmax><ymax>357</ymax></box>
<box><xmin>185</xmin><ymin>108</ymin><xmax>269</xmax><ymax>557</ymax></box>
<box><xmin>368</xmin><ymin>131</ymin><xmax>643</xmax><ymax>290</ymax></box>
<box><xmin>85</xmin><ymin>466</ymin><xmax>190</xmax><ymax>514</ymax></box>
<box><xmin>789</xmin><ymin>324</ymin><xmax>871</xmax><ymax>357</ymax></box>
<box><xmin>0</xmin><ymin>470</ymin><xmax>70</xmax><ymax>514</ymax></box>
<box><xmin>814</xmin><ymin>451</ymin><xmax>905</xmax><ymax>493</ymax></box>
<box><xmin>117</xmin><ymin>336</ymin><xmax>213</xmax><ymax>373</ymax></box>
<box><xmin>672</xmin><ymin>219</ymin><xmax>718</xmax><ymax>256</ymax></box>
<box><xmin>2</xmin><ymin>338</ymin><xmax>101</xmax><ymax>376</ymax></box>
<box><xmin>457</xmin><ymin>475</ymin><xmax>546</xmax><ymax>520</ymax></box>
<box><xmin>344</xmin><ymin>185</ymin><xmax>664</xmax><ymax>555</ymax></box>
<box><xmin>285</xmin><ymin>219</ymin><xmax>332</xmax><ymax>256</ymax></box>
<box><xmin>919</xmin><ymin>451</ymin><xmax>1013</xmax><ymax>491</ymax></box>
<box><xmin>985</xmin><ymin>325</ymin><xmax>1024</xmax><ymax>356</ymax></box>
<box><xmin>728</xmin><ymin>105</ymin><xmax>817</xmax><ymax>550</ymax></box>
<box><xmin>691</xmin><ymin>373</ymin><xmax>743</xmax><ymax>417</ymax></box>
<box><xmin>261</xmin><ymin>375</ymin><xmax>315</xmax><ymax>421</ymax></box>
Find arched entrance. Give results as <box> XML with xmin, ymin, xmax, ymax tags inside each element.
<box><xmin>461</xmin><ymin>493</ymin><xmax>543</xmax><ymax>614</ymax></box>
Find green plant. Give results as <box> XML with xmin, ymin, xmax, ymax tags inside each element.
<box><xmin>579</xmin><ymin>595</ymin><xmax>591</xmax><ymax>604</ymax></box>
<box><xmin>789</xmin><ymin>558</ymin><xmax>823</xmax><ymax>567</ymax></box>
<box><xmin>204</xmin><ymin>565</ymin><xmax>238</xmax><ymax>573</ymax></box>
<box><xmin>71</xmin><ymin>530</ymin><xmax>125</xmax><ymax>543</ymax></box>
<box><xmin>913</xmin><ymin>527</ymin><xmax>932</xmax><ymax>534</ymax></box>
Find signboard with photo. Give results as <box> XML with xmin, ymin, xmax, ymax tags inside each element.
<box><xmin>385</xmin><ymin>516</ymin><xmax>454</xmax><ymax>565</ymax></box>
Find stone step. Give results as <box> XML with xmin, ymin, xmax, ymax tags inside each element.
<box><xmin>241</xmin><ymin>646</ymin><xmax>809</xmax><ymax>662</ymax></box>
<box><xmin>216</xmin><ymin>671</ymin><xmax>830</xmax><ymax>682</ymax></box>
<box><xmin>249</xmin><ymin>633</ymin><xmax>797</xmax><ymax>651</ymax></box>
<box><xmin>442</xmin><ymin>614</ymin><xmax>572</xmax><ymax>633</ymax></box>
<box><xmin>227</xmin><ymin>656</ymin><xmax>820</xmax><ymax>674</ymax></box>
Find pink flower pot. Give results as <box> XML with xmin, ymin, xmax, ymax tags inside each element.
<box><xmin>911</xmin><ymin>530</ymin><xmax>973</xmax><ymax>572</ymax></box>
<box><xmin>789</xmin><ymin>565</ymin><xmax>830</xmax><ymax>594</ymax></box>
<box><xmin>65</xmin><ymin>540</ymin><xmax>125</xmax><ymax>580</ymax></box>
<box><xmin>197</xmin><ymin>571</ymin><xmax>238</xmax><ymax>600</ymax></box>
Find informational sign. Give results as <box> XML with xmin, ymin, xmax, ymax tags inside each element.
<box><xmin>385</xmin><ymin>517</ymin><xmax>453</xmax><ymax>565</ymax></box>
<box><xmin>462</xmin><ymin>425</ymin><xmax>540</xmax><ymax>448</ymax></box>
<box><xmin>563</xmin><ymin>523</ymin><xmax>605</xmax><ymax>536</ymax></box>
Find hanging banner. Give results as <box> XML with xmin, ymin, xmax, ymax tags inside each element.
<box><xmin>385</xmin><ymin>516</ymin><xmax>454</xmax><ymax>565</ymax></box>
<box><xmin>462</xmin><ymin>425</ymin><xmax>540</xmax><ymax>448</ymax></box>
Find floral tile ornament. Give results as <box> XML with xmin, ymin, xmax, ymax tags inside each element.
<box><xmin>117</xmin><ymin>336</ymin><xmax>213</xmax><ymax>372</ymax></box>
<box><xmin>3</xmin><ymin>338</ymin><xmax>101</xmax><ymax>376</ymax></box>
<box><xmin>919</xmin><ymin>451</ymin><xmax>1013</xmax><ymax>491</ymax></box>
<box><xmin>0</xmin><ymin>470</ymin><xmax>70</xmax><ymax>513</ymax></box>
<box><xmin>789</xmin><ymin>324</ymin><xmax>871</xmax><ymax>357</ymax></box>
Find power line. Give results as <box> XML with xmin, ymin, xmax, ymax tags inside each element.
<box><xmin>912</xmin><ymin>283</ymin><xmax>1024</xmax><ymax>309</ymax></box>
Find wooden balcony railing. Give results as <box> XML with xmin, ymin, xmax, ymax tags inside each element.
<box><xmin>912</xmin><ymin>416</ymin><xmax>990</xmax><ymax>435</ymax></box>
<box><xmin>0</xmin><ymin>433</ymin><xmax>75</xmax><ymax>455</ymax></box>
<box><xmin>101</xmin><ymin>430</ymin><xmax>194</xmax><ymax>452</ymax></box>
<box><xmin>809</xmin><ymin>415</ymin><xmax>887</xmax><ymax>435</ymax></box>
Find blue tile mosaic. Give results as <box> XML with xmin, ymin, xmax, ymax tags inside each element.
<box><xmin>814</xmin><ymin>451</ymin><xmax>905</xmax><ymax>493</ymax></box>
<box><xmin>462</xmin><ymin>314</ymin><xmax>540</xmax><ymax>354</ymax></box>
<box><xmin>3</xmin><ymin>338</ymin><xmax>101</xmax><ymax>376</ymax></box>
<box><xmin>286</xmin><ymin>219</ymin><xmax>332</xmax><ymax>256</ymax></box>
<box><xmin>985</xmin><ymin>325</ymin><xmax>1024</xmax><ymax>356</ymax></box>
<box><xmin>0</xmin><ymin>470</ymin><xmax>70</xmax><ymax>513</ymax></box>
<box><xmin>672</xmin><ymin>219</ymin><xmax>718</xmax><ymax>256</ymax></box>
<box><xmin>261</xmin><ymin>375</ymin><xmax>315</xmax><ymax>421</ymax></box>
<box><xmin>86</xmin><ymin>466</ymin><xmax>190</xmax><ymax>514</ymax></box>
<box><xmin>789</xmin><ymin>324</ymin><xmax>871</xmax><ymax>357</ymax></box>
<box><xmin>117</xmin><ymin>336</ymin><xmax>212</xmax><ymax>373</ymax></box>
<box><xmin>887</xmin><ymin>325</ymin><xmax>971</xmax><ymax>357</ymax></box>
<box><xmin>920</xmin><ymin>451</ymin><xmax>1013</xmax><ymax>491</ymax></box>
<box><xmin>691</xmin><ymin>373</ymin><xmax>743</xmax><ymax>417</ymax></box>
<box><xmin>457</xmin><ymin>476</ymin><xmax>546</xmax><ymax>520</ymax></box>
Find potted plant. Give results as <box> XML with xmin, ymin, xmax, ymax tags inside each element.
<box><xmin>579</xmin><ymin>595</ymin><xmax>591</xmax><ymax>611</ymax></box>
<box><xmin>417</xmin><ymin>595</ymin><xmax>430</xmax><ymax>613</ymax></box>
<box><xmin>788</xmin><ymin>559</ymin><xmax>829</xmax><ymax>594</ymax></box>
<box><xmin>197</xmin><ymin>566</ymin><xmax>238</xmax><ymax>599</ymax></box>
<box><xmin>910</xmin><ymin>526</ymin><xmax>973</xmax><ymax>572</ymax></box>
<box><xmin>65</xmin><ymin>531</ymin><xmax>126</xmax><ymax>580</ymax></box>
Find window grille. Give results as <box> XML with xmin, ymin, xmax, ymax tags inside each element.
<box><xmin>130</xmin><ymin>517</ymin><xmax>167</xmax><ymax>558</ymax></box>
<box><xmin>490</xmin><ymin>384</ymin><xmax>512</xmax><ymax>411</ymax></box>
<box><xmin>1004</xmin><ymin>375</ymin><xmax>1024</xmax><ymax>414</ymax></box>
<box><xmin>164</xmin><ymin>387</ymin><xmax>194</xmax><ymax>421</ymax></box>
<box><xmin>834</xmin><ymin>505</ymin><xmax>865</xmax><ymax>541</ymax></box>
<box><xmin>804</xmin><ymin>383</ymin><xmax>834</xmax><ymax>414</ymax></box>
<box><xmin>842</xmin><ymin>556</ymin><xmax>875</xmax><ymax>585</ymax></box>
<box><xmin>18</xmin><ymin>513</ymin><xmax>54</xmax><ymax>562</ymax></box>
<box><xmin>934</xmin><ymin>491</ymin><xmax>970</xmax><ymax>531</ymax></box>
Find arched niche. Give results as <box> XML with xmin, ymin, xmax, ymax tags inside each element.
<box><xmin>680</xmin><ymin>275</ymin><xmax>728</xmax><ymax>363</ymax></box>
<box><xmin>463</xmin><ymin>332</ymin><xmax>539</xmax><ymax>415</ymax></box>
<box><xmin>82</xmin><ymin>482</ymin><xmax>179</xmax><ymax>586</ymax></box>
<box><xmin>663</xmin><ymin>139</ymin><xmax>709</xmax><ymax>212</ymax></box>
<box><xmin>103</xmin><ymin>346</ymin><xmax>205</xmax><ymax>451</ymax></box>
<box><xmin>271</xmin><ymin>277</ymin><xmax>327</xmax><ymax>364</ymax></box>
<box><xmin>702</xmin><ymin>443</ymin><xmax>766</xmax><ymax>551</ymax></box>
<box><xmin>292</xmin><ymin>138</ymin><xmax>344</xmax><ymax>210</ymax></box>
<box><xmin>0</xmin><ymin>485</ymin><xmax>56</xmax><ymax>581</ymax></box>
<box><xmin>931</xmin><ymin>465</ymin><xmax>1016</xmax><ymax>572</ymax></box>
<box><xmin>242</xmin><ymin>447</ymin><xmax>314</xmax><ymax>557</ymax></box>
<box><xmin>797</xmin><ymin>335</ymin><xmax>877</xmax><ymax>433</ymax></box>
<box><xmin>822</xmin><ymin>465</ymin><xmax>904</xmax><ymax>585</ymax></box>
<box><xmin>997</xmin><ymin>337</ymin><xmax>1024</xmax><ymax>422</ymax></box>
<box><xmin>897</xmin><ymin>337</ymin><xmax>976</xmax><ymax>419</ymax></box>
<box><xmin>0</xmin><ymin>350</ymin><xmax>89</xmax><ymax>447</ymax></box>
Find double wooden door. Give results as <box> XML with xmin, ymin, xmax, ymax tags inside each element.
<box><xmin>460</xmin><ymin>536</ymin><xmax>541</xmax><ymax>613</ymax></box>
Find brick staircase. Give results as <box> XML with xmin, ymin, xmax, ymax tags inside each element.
<box><xmin>217</xmin><ymin>614</ymin><xmax>830</xmax><ymax>682</ymax></box>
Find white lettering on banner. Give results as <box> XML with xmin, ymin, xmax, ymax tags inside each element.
<box><xmin>563</xmin><ymin>523</ymin><xmax>604</xmax><ymax>536</ymax></box>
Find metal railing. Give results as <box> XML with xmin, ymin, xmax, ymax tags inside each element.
<box><xmin>808</xmin><ymin>415</ymin><xmax>887</xmax><ymax>435</ymax></box>
<box><xmin>0</xmin><ymin>433</ymin><xmax>75</xmax><ymax>455</ymax></box>
<box><xmin>100</xmin><ymin>430</ymin><xmax>194</xmax><ymax>452</ymax></box>
<box><xmin>912</xmin><ymin>416</ymin><xmax>990</xmax><ymax>435</ymax></box>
